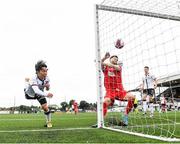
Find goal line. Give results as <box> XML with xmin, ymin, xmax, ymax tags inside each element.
<box><xmin>0</xmin><ymin>127</ymin><xmax>94</xmax><ymax>133</ymax></box>
<box><xmin>104</xmin><ymin>126</ymin><xmax>180</xmax><ymax>142</ymax></box>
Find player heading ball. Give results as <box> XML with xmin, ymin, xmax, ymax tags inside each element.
<box><xmin>24</xmin><ymin>60</ymin><xmax>53</xmax><ymax>128</ymax></box>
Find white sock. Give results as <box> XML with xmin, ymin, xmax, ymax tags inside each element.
<box><xmin>150</xmin><ymin>103</ymin><xmax>154</xmax><ymax>115</ymax></box>
<box><xmin>143</xmin><ymin>101</ymin><xmax>147</xmax><ymax>113</ymax></box>
<box><xmin>44</xmin><ymin>110</ymin><xmax>51</xmax><ymax>122</ymax></box>
<box><xmin>159</xmin><ymin>107</ymin><xmax>161</xmax><ymax>113</ymax></box>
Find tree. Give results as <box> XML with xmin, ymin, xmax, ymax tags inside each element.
<box><xmin>30</xmin><ymin>105</ymin><xmax>40</xmax><ymax>113</ymax></box>
<box><xmin>18</xmin><ymin>105</ymin><xmax>32</xmax><ymax>114</ymax></box>
<box><xmin>79</xmin><ymin>100</ymin><xmax>89</xmax><ymax>111</ymax></box>
<box><xmin>60</xmin><ymin>102</ymin><xmax>68</xmax><ymax>112</ymax></box>
<box><xmin>69</xmin><ymin>99</ymin><xmax>74</xmax><ymax>107</ymax></box>
<box><xmin>93</xmin><ymin>103</ymin><xmax>97</xmax><ymax>108</ymax></box>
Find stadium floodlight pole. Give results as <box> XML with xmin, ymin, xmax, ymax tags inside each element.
<box><xmin>95</xmin><ymin>4</ymin><xmax>104</xmax><ymax>128</ymax></box>
<box><xmin>13</xmin><ymin>96</ymin><xmax>16</xmax><ymax>114</ymax></box>
<box><xmin>97</xmin><ymin>5</ymin><xmax>180</xmax><ymax>21</ymax></box>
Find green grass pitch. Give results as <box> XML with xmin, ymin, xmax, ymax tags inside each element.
<box><xmin>0</xmin><ymin>111</ymin><xmax>179</xmax><ymax>143</ymax></box>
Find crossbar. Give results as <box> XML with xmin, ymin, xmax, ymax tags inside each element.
<box><xmin>97</xmin><ymin>5</ymin><xmax>180</xmax><ymax>21</ymax></box>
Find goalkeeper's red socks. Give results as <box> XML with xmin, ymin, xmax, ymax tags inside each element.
<box><xmin>103</xmin><ymin>102</ymin><xmax>108</xmax><ymax>116</ymax></box>
<box><xmin>125</xmin><ymin>99</ymin><xmax>134</xmax><ymax>115</ymax></box>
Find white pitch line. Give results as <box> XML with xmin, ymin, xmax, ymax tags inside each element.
<box><xmin>104</xmin><ymin>127</ymin><xmax>180</xmax><ymax>142</ymax></box>
<box><xmin>0</xmin><ymin>119</ymin><xmax>44</xmax><ymax>121</ymax></box>
<box><xmin>111</xmin><ymin>123</ymin><xmax>180</xmax><ymax>129</ymax></box>
<box><xmin>0</xmin><ymin>117</ymin><xmax>95</xmax><ymax>121</ymax></box>
<box><xmin>0</xmin><ymin>127</ymin><xmax>94</xmax><ymax>133</ymax></box>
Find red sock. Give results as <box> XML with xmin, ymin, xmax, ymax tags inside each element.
<box><xmin>125</xmin><ymin>99</ymin><xmax>134</xmax><ymax>115</ymax></box>
<box><xmin>103</xmin><ymin>102</ymin><xmax>108</xmax><ymax>116</ymax></box>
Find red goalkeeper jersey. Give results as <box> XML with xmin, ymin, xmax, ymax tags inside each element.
<box><xmin>103</xmin><ymin>65</ymin><xmax>124</xmax><ymax>90</ymax></box>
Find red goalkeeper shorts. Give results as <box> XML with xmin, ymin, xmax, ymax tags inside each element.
<box><xmin>104</xmin><ymin>88</ymin><xmax>127</xmax><ymax>105</ymax></box>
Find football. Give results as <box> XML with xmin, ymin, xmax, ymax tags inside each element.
<box><xmin>115</xmin><ymin>39</ymin><xmax>124</xmax><ymax>49</ymax></box>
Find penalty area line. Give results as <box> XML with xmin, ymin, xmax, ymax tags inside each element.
<box><xmin>0</xmin><ymin>127</ymin><xmax>94</xmax><ymax>133</ymax></box>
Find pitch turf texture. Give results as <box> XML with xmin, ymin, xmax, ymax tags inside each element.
<box><xmin>0</xmin><ymin>112</ymin><xmax>179</xmax><ymax>143</ymax></box>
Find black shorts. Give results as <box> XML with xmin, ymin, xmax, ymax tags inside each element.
<box><xmin>25</xmin><ymin>93</ymin><xmax>47</xmax><ymax>105</ymax></box>
<box><xmin>134</xmin><ymin>104</ymin><xmax>138</xmax><ymax>108</ymax></box>
<box><xmin>143</xmin><ymin>89</ymin><xmax>155</xmax><ymax>96</ymax></box>
<box><xmin>36</xmin><ymin>95</ymin><xmax>47</xmax><ymax>105</ymax></box>
<box><xmin>161</xmin><ymin>104</ymin><xmax>166</xmax><ymax>107</ymax></box>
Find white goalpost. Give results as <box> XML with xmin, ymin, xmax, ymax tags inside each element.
<box><xmin>95</xmin><ymin>0</ymin><xmax>180</xmax><ymax>142</ymax></box>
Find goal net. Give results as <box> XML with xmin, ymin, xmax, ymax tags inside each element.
<box><xmin>95</xmin><ymin>0</ymin><xmax>180</xmax><ymax>141</ymax></box>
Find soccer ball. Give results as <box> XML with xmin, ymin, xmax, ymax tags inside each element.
<box><xmin>115</xmin><ymin>39</ymin><xmax>124</xmax><ymax>49</ymax></box>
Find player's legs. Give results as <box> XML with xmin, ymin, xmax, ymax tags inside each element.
<box><xmin>43</xmin><ymin>104</ymin><xmax>52</xmax><ymax>128</ymax></box>
<box><xmin>142</xmin><ymin>90</ymin><xmax>148</xmax><ymax>115</ymax></box>
<box><xmin>161</xmin><ymin>104</ymin><xmax>164</xmax><ymax>112</ymax></box>
<box><xmin>92</xmin><ymin>97</ymin><xmax>112</xmax><ymax>128</ymax></box>
<box><xmin>75</xmin><ymin>108</ymin><xmax>78</xmax><ymax>115</ymax></box>
<box><xmin>103</xmin><ymin>89</ymin><xmax>115</xmax><ymax>117</ymax></box>
<box><xmin>124</xmin><ymin>92</ymin><xmax>135</xmax><ymax>115</ymax></box>
<box><xmin>148</xmin><ymin>89</ymin><xmax>155</xmax><ymax>117</ymax></box>
<box><xmin>161</xmin><ymin>104</ymin><xmax>166</xmax><ymax>113</ymax></box>
<box><xmin>117</xmin><ymin>90</ymin><xmax>135</xmax><ymax>126</ymax></box>
<box><xmin>103</xmin><ymin>97</ymin><xmax>112</xmax><ymax>117</ymax></box>
<box><xmin>123</xmin><ymin>92</ymin><xmax>135</xmax><ymax>126</ymax></box>
<box><xmin>37</xmin><ymin>96</ymin><xmax>52</xmax><ymax>128</ymax></box>
<box><xmin>91</xmin><ymin>97</ymin><xmax>111</xmax><ymax>128</ymax></box>
<box><xmin>149</xmin><ymin>97</ymin><xmax>154</xmax><ymax>117</ymax></box>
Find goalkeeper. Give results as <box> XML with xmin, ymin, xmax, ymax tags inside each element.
<box><xmin>102</xmin><ymin>52</ymin><xmax>135</xmax><ymax>126</ymax></box>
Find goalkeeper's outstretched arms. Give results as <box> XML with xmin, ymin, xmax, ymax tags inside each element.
<box><xmin>101</xmin><ymin>52</ymin><xmax>121</xmax><ymax>71</ymax></box>
<box><xmin>103</xmin><ymin>61</ymin><xmax>121</xmax><ymax>71</ymax></box>
<box><xmin>101</xmin><ymin>52</ymin><xmax>110</xmax><ymax>71</ymax></box>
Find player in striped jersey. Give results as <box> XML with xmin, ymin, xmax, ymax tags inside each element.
<box><xmin>141</xmin><ymin>66</ymin><xmax>157</xmax><ymax>117</ymax></box>
<box><xmin>24</xmin><ymin>60</ymin><xmax>53</xmax><ymax>128</ymax></box>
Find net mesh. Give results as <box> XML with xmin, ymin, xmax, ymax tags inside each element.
<box><xmin>96</xmin><ymin>0</ymin><xmax>180</xmax><ymax>140</ymax></box>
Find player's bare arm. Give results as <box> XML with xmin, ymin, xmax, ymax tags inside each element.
<box><xmin>102</xmin><ymin>52</ymin><xmax>110</xmax><ymax>62</ymax></box>
<box><xmin>103</xmin><ymin>62</ymin><xmax>121</xmax><ymax>71</ymax></box>
<box><xmin>141</xmin><ymin>82</ymin><xmax>144</xmax><ymax>91</ymax></box>
<box><xmin>154</xmin><ymin>78</ymin><xmax>157</xmax><ymax>89</ymax></box>
<box><xmin>44</xmin><ymin>82</ymin><xmax>50</xmax><ymax>91</ymax></box>
<box><xmin>101</xmin><ymin>52</ymin><xmax>110</xmax><ymax>70</ymax></box>
<box><xmin>32</xmin><ymin>85</ymin><xmax>53</xmax><ymax>98</ymax></box>
<box><xmin>25</xmin><ymin>77</ymin><xmax>30</xmax><ymax>82</ymax></box>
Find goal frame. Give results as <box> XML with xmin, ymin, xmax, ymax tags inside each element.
<box><xmin>94</xmin><ymin>4</ymin><xmax>180</xmax><ymax>142</ymax></box>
